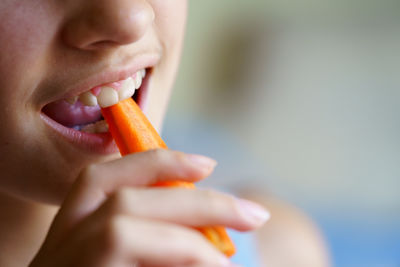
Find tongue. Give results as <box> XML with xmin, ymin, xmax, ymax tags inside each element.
<box><xmin>43</xmin><ymin>100</ymin><xmax>102</xmax><ymax>128</ymax></box>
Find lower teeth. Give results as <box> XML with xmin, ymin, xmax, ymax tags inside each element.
<box><xmin>73</xmin><ymin>120</ymin><xmax>109</xmax><ymax>133</ymax></box>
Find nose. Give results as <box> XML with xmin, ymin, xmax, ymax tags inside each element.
<box><xmin>62</xmin><ymin>0</ymin><xmax>155</xmax><ymax>50</ymax></box>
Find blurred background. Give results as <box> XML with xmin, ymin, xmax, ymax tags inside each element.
<box><xmin>163</xmin><ymin>0</ymin><xmax>400</xmax><ymax>266</ymax></box>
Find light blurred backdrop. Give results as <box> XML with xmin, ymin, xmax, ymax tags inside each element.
<box><xmin>163</xmin><ymin>0</ymin><xmax>400</xmax><ymax>266</ymax></box>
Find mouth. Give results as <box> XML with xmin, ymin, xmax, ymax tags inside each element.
<box><xmin>41</xmin><ymin>67</ymin><xmax>151</xmax><ymax>154</ymax></box>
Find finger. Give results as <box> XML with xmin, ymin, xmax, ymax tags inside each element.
<box><xmin>95</xmin><ymin>188</ymin><xmax>270</xmax><ymax>231</ymax></box>
<box><xmin>89</xmin><ymin>149</ymin><xmax>217</xmax><ymax>189</ymax></box>
<box><xmin>46</xmin><ymin>150</ymin><xmax>217</xmax><ymax>246</ymax></box>
<box><xmin>184</xmin><ymin>265</ymin><xmax>241</xmax><ymax>267</ymax></box>
<box><xmin>55</xmin><ymin>216</ymin><xmax>232</xmax><ymax>267</ymax></box>
<box><xmin>103</xmin><ymin>216</ymin><xmax>232</xmax><ymax>267</ymax></box>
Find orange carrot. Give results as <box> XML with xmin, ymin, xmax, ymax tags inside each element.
<box><xmin>101</xmin><ymin>97</ymin><xmax>236</xmax><ymax>257</ymax></box>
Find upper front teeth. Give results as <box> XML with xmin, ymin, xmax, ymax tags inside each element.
<box><xmin>79</xmin><ymin>91</ymin><xmax>98</xmax><ymax>106</ymax></box>
<box><xmin>97</xmin><ymin>87</ymin><xmax>119</xmax><ymax>108</ymax></box>
<box><xmin>140</xmin><ymin>69</ymin><xmax>146</xmax><ymax>78</ymax></box>
<box><xmin>135</xmin><ymin>73</ymin><xmax>142</xmax><ymax>89</ymax></box>
<box><xmin>118</xmin><ymin>77</ymin><xmax>136</xmax><ymax>101</ymax></box>
<box><xmin>71</xmin><ymin>69</ymin><xmax>145</xmax><ymax>108</ymax></box>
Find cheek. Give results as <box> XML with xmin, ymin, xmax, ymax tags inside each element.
<box><xmin>152</xmin><ymin>0</ymin><xmax>187</xmax><ymax>49</ymax></box>
<box><xmin>0</xmin><ymin>1</ymin><xmax>59</xmax><ymax>106</ymax></box>
<box><xmin>146</xmin><ymin>1</ymin><xmax>187</xmax><ymax>128</ymax></box>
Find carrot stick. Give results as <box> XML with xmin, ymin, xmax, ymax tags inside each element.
<box><xmin>101</xmin><ymin>98</ymin><xmax>236</xmax><ymax>257</ymax></box>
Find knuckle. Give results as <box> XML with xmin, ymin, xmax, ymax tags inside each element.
<box><xmin>107</xmin><ymin>188</ymin><xmax>131</xmax><ymax>214</ymax></box>
<box><xmin>202</xmin><ymin>190</ymin><xmax>237</xmax><ymax>216</ymax></box>
<box><xmin>149</xmin><ymin>149</ymin><xmax>184</xmax><ymax>177</ymax></box>
<box><xmin>202</xmin><ymin>189</ymin><xmax>221</xmax><ymax>209</ymax></box>
<box><xmin>176</xmin><ymin>230</ymin><xmax>216</xmax><ymax>261</ymax></box>
<box><xmin>222</xmin><ymin>194</ymin><xmax>241</xmax><ymax>217</ymax></box>
<box><xmin>171</xmin><ymin>150</ymin><xmax>186</xmax><ymax>163</ymax></box>
<box><xmin>160</xmin><ymin>227</ymin><xmax>204</xmax><ymax>251</ymax></box>
<box><xmin>148</xmin><ymin>148</ymin><xmax>168</xmax><ymax>161</ymax></box>
<box><xmin>187</xmin><ymin>230</ymin><xmax>209</xmax><ymax>248</ymax></box>
<box><xmin>77</xmin><ymin>164</ymin><xmax>99</xmax><ymax>186</ymax></box>
<box><xmin>99</xmin><ymin>216</ymin><xmax>127</xmax><ymax>253</ymax></box>
<box><xmin>149</xmin><ymin>149</ymin><xmax>184</xmax><ymax>166</ymax></box>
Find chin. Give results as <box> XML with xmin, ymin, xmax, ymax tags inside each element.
<box><xmin>2</xmin><ymin>151</ymin><xmax>120</xmax><ymax>206</ymax></box>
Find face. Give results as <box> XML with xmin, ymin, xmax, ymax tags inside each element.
<box><xmin>0</xmin><ymin>0</ymin><xmax>187</xmax><ymax>204</ymax></box>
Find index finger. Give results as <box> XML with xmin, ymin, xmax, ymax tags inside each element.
<box><xmin>44</xmin><ymin>149</ymin><xmax>216</xmax><ymax>247</ymax></box>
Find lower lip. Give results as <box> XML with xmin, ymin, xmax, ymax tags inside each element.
<box><xmin>41</xmin><ymin>113</ymin><xmax>118</xmax><ymax>154</ymax></box>
<box><xmin>41</xmin><ymin>71</ymin><xmax>151</xmax><ymax>155</ymax></box>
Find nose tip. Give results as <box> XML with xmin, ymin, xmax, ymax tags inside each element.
<box><xmin>62</xmin><ymin>0</ymin><xmax>155</xmax><ymax>50</ymax></box>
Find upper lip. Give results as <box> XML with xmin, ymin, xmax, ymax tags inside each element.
<box><xmin>41</xmin><ymin>52</ymin><xmax>160</xmax><ymax>108</ymax></box>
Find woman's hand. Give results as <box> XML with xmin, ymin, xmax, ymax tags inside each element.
<box><xmin>30</xmin><ymin>149</ymin><xmax>269</xmax><ymax>267</ymax></box>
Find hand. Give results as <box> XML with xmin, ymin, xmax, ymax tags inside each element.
<box><xmin>30</xmin><ymin>149</ymin><xmax>269</xmax><ymax>267</ymax></box>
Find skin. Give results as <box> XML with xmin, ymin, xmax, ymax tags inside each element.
<box><xmin>0</xmin><ymin>0</ymin><xmax>186</xmax><ymax>204</ymax></box>
<box><xmin>0</xmin><ymin>0</ymin><xmax>269</xmax><ymax>266</ymax></box>
<box><xmin>0</xmin><ymin>0</ymin><xmax>331</xmax><ymax>266</ymax></box>
<box><xmin>240</xmin><ymin>191</ymin><xmax>331</xmax><ymax>267</ymax></box>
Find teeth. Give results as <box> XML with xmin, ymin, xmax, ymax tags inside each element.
<box><xmin>81</xmin><ymin>120</ymin><xmax>109</xmax><ymax>133</ymax></box>
<box><xmin>97</xmin><ymin>86</ymin><xmax>119</xmax><ymax>108</ymax></box>
<box><xmin>118</xmin><ymin>77</ymin><xmax>136</xmax><ymax>101</ymax></box>
<box><xmin>79</xmin><ymin>91</ymin><xmax>98</xmax><ymax>106</ymax></box>
<box><xmin>65</xmin><ymin>96</ymin><xmax>78</xmax><ymax>105</ymax></box>
<box><xmin>70</xmin><ymin>69</ymin><xmax>146</xmax><ymax>108</ymax></box>
<box><xmin>80</xmin><ymin>124</ymin><xmax>95</xmax><ymax>133</ymax></box>
<box><xmin>135</xmin><ymin>72</ymin><xmax>143</xmax><ymax>89</ymax></box>
<box><xmin>95</xmin><ymin>120</ymin><xmax>109</xmax><ymax>133</ymax></box>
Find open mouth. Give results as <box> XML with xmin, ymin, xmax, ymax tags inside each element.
<box><xmin>42</xmin><ymin>68</ymin><xmax>150</xmax><ymax>135</ymax></box>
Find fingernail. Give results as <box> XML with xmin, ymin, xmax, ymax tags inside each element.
<box><xmin>238</xmin><ymin>199</ymin><xmax>270</xmax><ymax>226</ymax></box>
<box><xmin>186</xmin><ymin>154</ymin><xmax>217</xmax><ymax>170</ymax></box>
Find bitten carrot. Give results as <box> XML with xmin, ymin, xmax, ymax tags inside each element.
<box><xmin>101</xmin><ymin>97</ymin><xmax>236</xmax><ymax>257</ymax></box>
